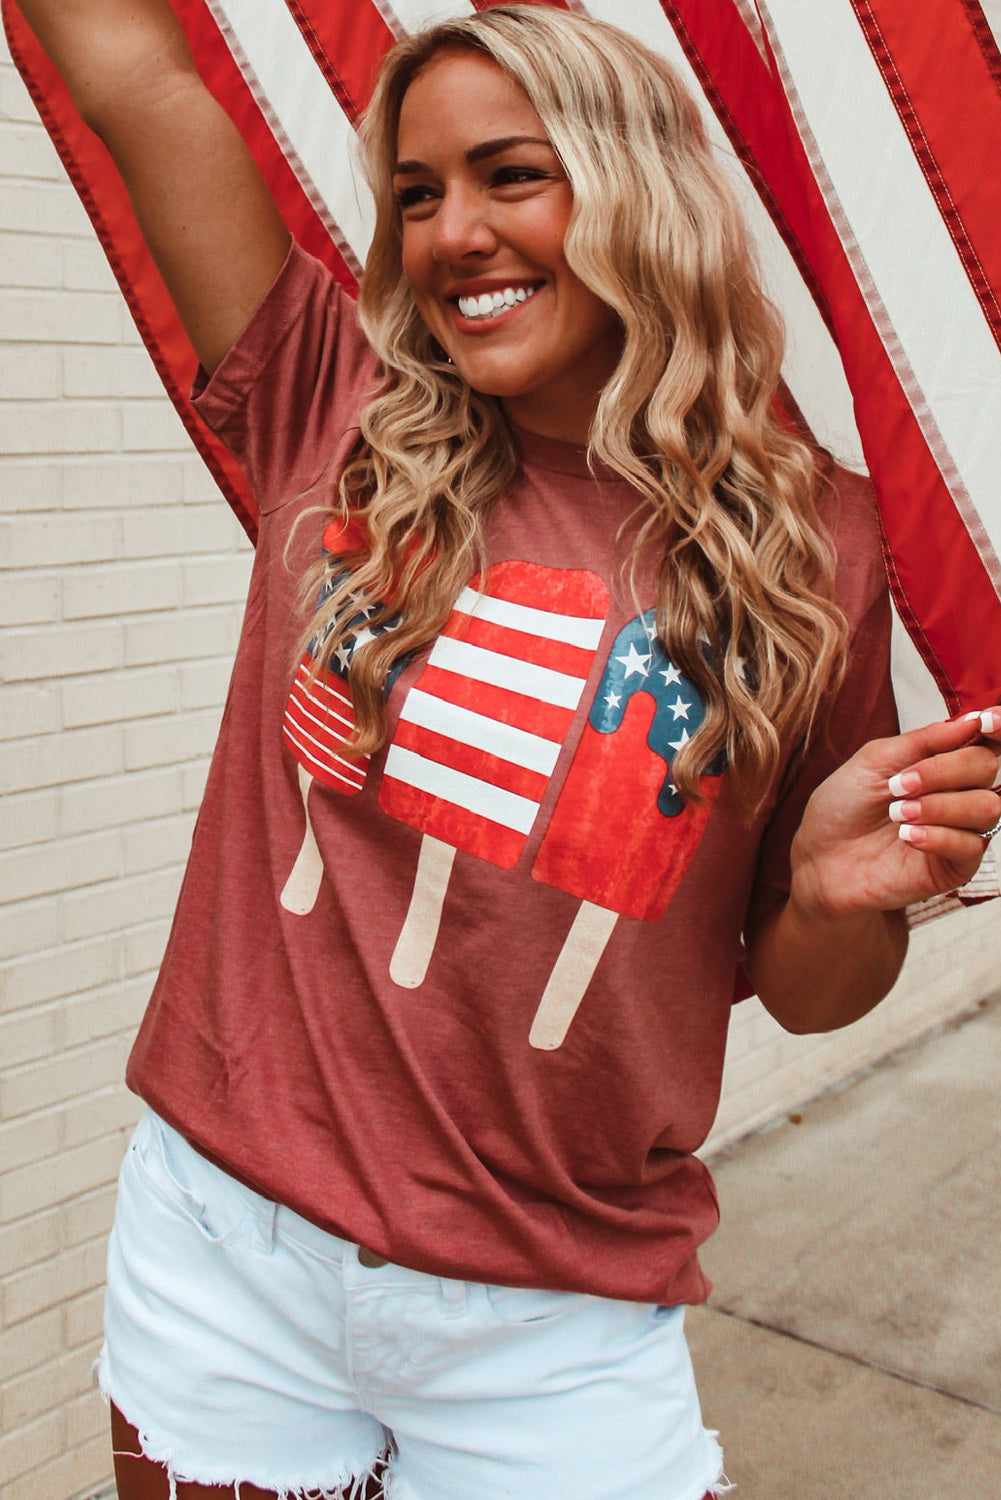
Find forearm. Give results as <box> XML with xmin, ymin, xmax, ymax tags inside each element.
<box><xmin>16</xmin><ymin>0</ymin><xmax>290</xmax><ymax>372</ymax></box>
<box><xmin>746</xmin><ymin>895</ymin><xmax>908</xmax><ymax>1034</ymax></box>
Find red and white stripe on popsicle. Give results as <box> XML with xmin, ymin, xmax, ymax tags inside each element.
<box><xmin>283</xmin><ymin>655</ymin><xmax>369</xmax><ymax>796</ymax></box>
<box><xmin>379</xmin><ymin>562</ymin><xmax>610</xmax><ymax>868</ymax></box>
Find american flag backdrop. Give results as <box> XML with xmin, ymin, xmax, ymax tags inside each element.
<box><xmin>4</xmin><ymin>0</ymin><xmax>1000</xmax><ymax>906</ymax></box>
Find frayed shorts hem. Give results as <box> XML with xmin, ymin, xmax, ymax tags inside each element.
<box><xmin>95</xmin><ymin>1356</ymin><xmax>383</xmax><ymax>1500</ymax></box>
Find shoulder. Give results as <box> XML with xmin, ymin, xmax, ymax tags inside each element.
<box><xmin>191</xmin><ymin>242</ymin><xmax>381</xmax><ymax>512</ymax></box>
<box><xmin>814</xmin><ymin>461</ymin><xmax>888</xmax><ymax>630</ymax></box>
<box><xmin>193</xmin><ymin>242</ymin><xmax>371</xmax><ymax>411</ymax></box>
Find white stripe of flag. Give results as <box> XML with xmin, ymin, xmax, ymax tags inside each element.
<box><xmin>205</xmin><ymin>0</ymin><xmax>373</xmax><ymax>265</ymax></box>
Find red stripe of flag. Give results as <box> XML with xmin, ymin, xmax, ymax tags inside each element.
<box><xmin>283</xmin><ymin>0</ymin><xmax>397</xmax><ymax>121</ymax></box>
<box><xmin>663</xmin><ymin>0</ymin><xmax>1001</xmax><ymax>709</ymax></box>
<box><xmin>416</xmin><ymin>666</ymin><xmax>574</xmax><ymax>744</ymax></box>
<box><xmin>378</xmin><ymin>780</ymin><xmax>527</xmax><ymax>868</ymax></box>
<box><xmin>850</xmin><ymin>0</ymin><xmax>1001</xmax><ymax>347</ymax></box>
<box><xmin>390</xmin><ymin>719</ymin><xmax>551</xmax><ymax>803</ymax></box>
<box><xmin>961</xmin><ymin>0</ymin><xmax>1001</xmax><ymax>89</ymax></box>
<box><xmin>441</xmin><ymin>613</ymin><xmax>597</xmax><ymax>679</ymax></box>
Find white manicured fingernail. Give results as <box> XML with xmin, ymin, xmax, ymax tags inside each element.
<box><xmin>981</xmin><ymin>710</ymin><xmax>1000</xmax><ymax>733</ymax></box>
<box><xmin>898</xmin><ymin>823</ymin><xmax>924</xmax><ymax>845</ymax></box>
<box><xmin>889</xmin><ymin>800</ymin><xmax>920</xmax><ymax>823</ymax></box>
<box><xmin>963</xmin><ymin>710</ymin><xmax>982</xmax><ymax>721</ymax></box>
<box><xmin>888</xmin><ymin>770</ymin><xmax>919</xmax><ymax>797</ymax></box>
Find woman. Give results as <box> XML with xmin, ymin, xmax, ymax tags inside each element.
<box><xmin>19</xmin><ymin>3</ymin><xmax>1001</xmax><ymax>1498</ymax></box>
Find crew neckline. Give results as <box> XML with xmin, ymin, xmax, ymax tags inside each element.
<box><xmin>510</xmin><ymin>422</ymin><xmax>630</xmax><ymax>484</ymax></box>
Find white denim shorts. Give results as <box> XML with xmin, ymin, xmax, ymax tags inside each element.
<box><xmin>97</xmin><ymin>1111</ymin><xmax>730</xmax><ymax>1500</ymax></box>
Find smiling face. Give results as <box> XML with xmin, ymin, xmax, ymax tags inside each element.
<box><xmin>393</xmin><ymin>49</ymin><xmax>622</xmax><ymax>443</ymax></box>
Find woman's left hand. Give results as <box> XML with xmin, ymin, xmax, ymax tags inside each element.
<box><xmin>789</xmin><ymin>707</ymin><xmax>1001</xmax><ymax>921</ymax></box>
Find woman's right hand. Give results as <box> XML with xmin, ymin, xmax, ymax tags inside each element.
<box><xmin>18</xmin><ymin>0</ymin><xmax>291</xmax><ymax>373</ymax></box>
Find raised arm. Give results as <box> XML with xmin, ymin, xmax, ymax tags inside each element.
<box><xmin>18</xmin><ymin>0</ymin><xmax>291</xmax><ymax>372</ymax></box>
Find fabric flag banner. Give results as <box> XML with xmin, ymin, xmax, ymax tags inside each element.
<box><xmin>4</xmin><ymin>0</ymin><xmax>999</xmax><ymax>909</ymax></box>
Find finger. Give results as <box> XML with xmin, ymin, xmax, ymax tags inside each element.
<box><xmin>887</xmin><ymin>744</ymin><xmax>1001</xmax><ymax>799</ymax></box>
<box><xmin>960</xmin><ymin>706</ymin><xmax>1001</xmax><ymax>739</ymax></box>
<box><xmin>960</xmin><ymin>708</ymin><xmax>1001</xmax><ymax>768</ymax></box>
<box><xmin>889</xmin><ymin>789</ymin><xmax>1001</xmax><ymax>833</ymax></box>
<box><xmin>894</xmin><ymin>822</ymin><xmax>988</xmax><ymax>875</ymax></box>
<box><xmin>873</xmin><ymin>708</ymin><xmax>998</xmax><ymax>788</ymax></box>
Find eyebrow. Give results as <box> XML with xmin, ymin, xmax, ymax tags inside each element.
<box><xmin>393</xmin><ymin>134</ymin><xmax>553</xmax><ymax>175</ymax></box>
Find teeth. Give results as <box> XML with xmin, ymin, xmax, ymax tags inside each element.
<box><xmin>457</xmin><ymin>285</ymin><xmax>539</xmax><ymax>320</ymax></box>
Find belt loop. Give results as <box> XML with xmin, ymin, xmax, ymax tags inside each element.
<box><xmin>255</xmin><ymin>1199</ymin><xmax>278</xmax><ymax>1254</ymax></box>
<box><xmin>439</xmin><ymin>1274</ymin><xmax>467</xmax><ymax>1314</ymax></box>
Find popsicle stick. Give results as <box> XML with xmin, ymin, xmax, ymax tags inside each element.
<box><xmin>529</xmin><ymin>901</ymin><xmax>619</xmax><ymax>1050</ymax></box>
<box><xmin>390</xmin><ymin>835</ymin><xmax>457</xmax><ymax>988</ymax></box>
<box><xmin>280</xmin><ymin>763</ymin><xmax>324</xmax><ymax>915</ymax></box>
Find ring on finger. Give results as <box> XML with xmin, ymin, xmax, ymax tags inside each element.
<box><xmin>981</xmin><ymin>814</ymin><xmax>1001</xmax><ymax>844</ymax></box>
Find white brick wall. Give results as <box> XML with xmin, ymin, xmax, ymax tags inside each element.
<box><xmin>0</xmin><ymin>35</ymin><xmax>252</xmax><ymax>1500</ymax></box>
<box><xmin>1</xmin><ymin>24</ymin><xmax>998</xmax><ymax>1500</ymax></box>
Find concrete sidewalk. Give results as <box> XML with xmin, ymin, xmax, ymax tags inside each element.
<box><xmin>687</xmin><ymin>988</ymin><xmax>1001</xmax><ymax>1498</ymax></box>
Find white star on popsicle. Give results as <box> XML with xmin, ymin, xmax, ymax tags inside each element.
<box><xmin>616</xmin><ymin>642</ymin><xmax>652</xmax><ymax>678</ymax></box>
<box><xmin>660</xmin><ymin>662</ymin><xmax>683</xmax><ymax>686</ymax></box>
<box><xmin>605</xmin><ymin>689</ymin><xmax>622</xmax><ymax>709</ymax></box>
<box><xmin>669</xmin><ymin>727</ymin><xmax>691</xmax><ymax>752</ymax></box>
<box><xmin>669</xmin><ymin>696</ymin><xmax>691</xmax><ymax>721</ymax></box>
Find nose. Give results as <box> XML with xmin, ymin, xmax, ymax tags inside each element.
<box><xmin>431</xmin><ymin>184</ymin><xmax>496</xmax><ymax>263</ymax></box>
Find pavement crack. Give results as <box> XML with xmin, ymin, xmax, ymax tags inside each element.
<box><xmin>708</xmin><ymin>1305</ymin><xmax>1001</xmax><ymax>1416</ymax></box>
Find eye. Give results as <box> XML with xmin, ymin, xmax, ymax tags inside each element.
<box><xmin>395</xmin><ymin>184</ymin><xmax>438</xmax><ymax>212</ymax></box>
<box><xmin>492</xmin><ymin>165</ymin><xmax>549</xmax><ymax>188</ymax></box>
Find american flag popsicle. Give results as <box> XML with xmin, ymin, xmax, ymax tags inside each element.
<box><xmin>528</xmin><ymin>612</ymin><xmax>725</xmax><ymax>1049</ymax></box>
<box><xmin>280</xmin><ymin>517</ymin><xmax>406</xmax><ymax>914</ymax></box>
<box><xmin>379</xmin><ymin>562</ymin><xmax>610</xmax><ymax>987</ymax></box>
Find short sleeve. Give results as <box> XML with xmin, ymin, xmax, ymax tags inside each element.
<box><xmin>752</xmin><ymin>467</ymin><xmax>899</xmax><ymax>900</ymax></box>
<box><xmin>191</xmin><ymin>242</ymin><xmax>381</xmax><ymax>515</ymax></box>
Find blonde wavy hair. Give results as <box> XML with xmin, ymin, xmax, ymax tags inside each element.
<box><xmin>298</xmin><ymin>3</ymin><xmax>848</xmax><ymax>811</ymax></box>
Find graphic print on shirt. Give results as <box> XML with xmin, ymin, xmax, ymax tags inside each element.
<box><xmin>280</xmin><ymin>515</ymin><xmax>410</xmax><ymax>914</ymax></box>
<box><xmin>378</xmin><ymin>562</ymin><xmax>610</xmax><ymax>987</ymax></box>
<box><xmin>528</xmin><ymin>611</ymin><xmax>725</xmax><ymax>1048</ymax></box>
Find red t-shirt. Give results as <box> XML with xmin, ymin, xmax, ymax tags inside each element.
<box><xmin>127</xmin><ymin>244</ymin><xmax>897</xmax><ymax>1305</ymax></box>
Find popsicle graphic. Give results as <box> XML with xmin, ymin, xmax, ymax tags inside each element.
<box><xmin>379</xmin><ymin>561</ymin><xmax>609</xmax><ymax>986</ymax></box>
<box><xmin>280</xmin><ymin>516</ymin><xmax>408</xmax><ymax>914</ymax></box>
<box><xmin>529</xmin><ymin>610</ymin><xmax>725</xmax><ymax>1048</ymax></box>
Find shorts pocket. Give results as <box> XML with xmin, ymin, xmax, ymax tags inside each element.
<box><xmin>127</xmin><ymin>1112</ymin><xmax>255</xmax><ymax>1249</ymax></box>
<box><xmin>480</xmin><ymin>1282</ymin><xmax>591</xmax><ymax>1327</ymax></box>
